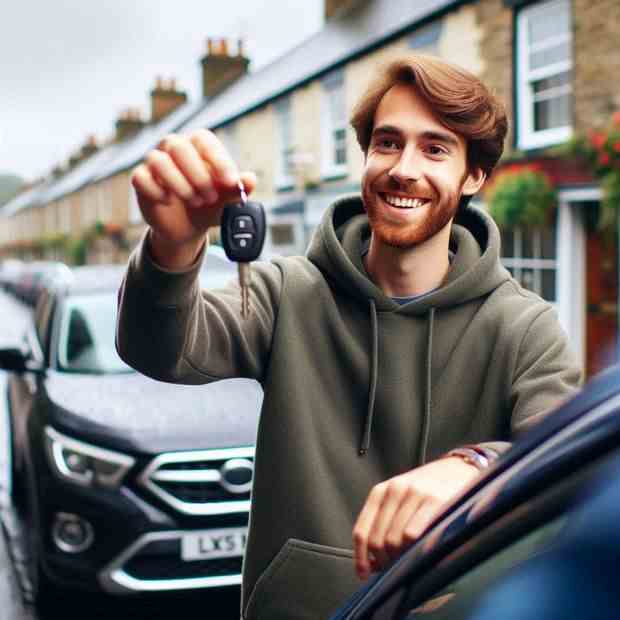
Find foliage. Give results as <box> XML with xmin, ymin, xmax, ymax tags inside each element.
<box><xmin>484</xmin><ymin>164</ymin><xmax>557</xmax><ymax>228</ymax></box>
<box><xmin>66</xmin><ymin>237</ymin><xmax>88</xmax><ymax>265</ymax></box>
<box><xmin>568</xmin><ymin>111</ymin><xmax>620</xmax><ymax>229</ymax></box>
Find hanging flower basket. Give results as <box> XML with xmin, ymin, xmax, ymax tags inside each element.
<box><xmin>568</xmin><ymin>111</ymin><xmax>620</xmax><ymax>230</ymax></box>
<box><xmin>484</xmin><ymin>164</ymin><xmax>557</xmax><ymax>228</ymax></box>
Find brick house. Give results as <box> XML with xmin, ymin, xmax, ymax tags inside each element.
<box><xmin>1</xmin><ymin>0</ymin><xmax>618</xmax><ymax>376</ymax></box>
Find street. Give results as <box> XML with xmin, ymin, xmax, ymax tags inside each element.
<box><xmin>0</xmin><ymin>290</ymin><xmax>241</xmax><ymax>619</ymax></box>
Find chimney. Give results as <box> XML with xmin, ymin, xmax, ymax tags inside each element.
<box><xmin>150</xmin><ymin>76</ymin><xmax>188</xmax><ymax>123</ymax></box>
<box><xmin>81</xmin><ymin>134</ymin><xmax>99</xmax><ymax>158</ymax></box>
<box><xmin>115</xmin><ymin>107</ymin><xmax>145</xmax><ymax>141</ymax></box>
<box><xmin>324</xmin><ymin>0</ymin><xmax>360</xmax><ymax>20</ymax></box>
<box><xmin>200</xmin><ymin>37</ymin><xmax>250</xmax><ymax>99</ymax></box>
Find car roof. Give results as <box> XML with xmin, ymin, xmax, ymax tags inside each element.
<box><xmin>49</xmin><ymin>245</ymin><xmax>237</xmax><ymax>297</ymax></box>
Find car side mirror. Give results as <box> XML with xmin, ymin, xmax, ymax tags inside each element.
<box><xmin>0</xmin><ymin>348</ymin><xmax>43</xmax><ymax>374</ymax></box>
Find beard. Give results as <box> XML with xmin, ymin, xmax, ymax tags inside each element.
<box><xmin>361</xmin><ymin>182</ymin><xmax>463</xmax><ymax>249</ymax></box>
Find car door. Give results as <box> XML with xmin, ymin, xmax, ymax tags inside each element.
<box><xmin>335</xmin><ymin>375</ymin><xmax>620</xmax><ymax>620</ymax></box>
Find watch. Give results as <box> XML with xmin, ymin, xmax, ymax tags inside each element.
<box><xmin>444</xmin><ymin>447</ymin><xmax>490</xmax><ymax>471</ymax></box>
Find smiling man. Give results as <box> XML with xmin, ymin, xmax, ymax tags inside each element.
<box><xmin>116</xmin><ymin>54</ymin><xmax>581</xmax><ymax>619</ymax></box>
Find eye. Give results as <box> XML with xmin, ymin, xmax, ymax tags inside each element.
<box><xmin>372</xmin><ymin>136</ymin><xmax>400</xmax><ymax>151</ymax></box>
<box><xmin>426</xmin><ymin>145</ymin><xmax>448</xmax><ymax>156</ymax></box>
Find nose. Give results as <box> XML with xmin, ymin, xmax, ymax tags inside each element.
<box><xmin>388</xmin><ymin>146</ymin><xmax>422</xmax><ymax>186</ymax></box>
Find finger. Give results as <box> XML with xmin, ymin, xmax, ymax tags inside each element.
<box><xmin>190</xmin><ymin>129</ymin><xmax>239</xmax><ymax>189</ymax></box>
<box><xmin>145</xmin><ymin>150</ymin><xmax>199</xmax><ymax>206</ymax></box>
<box><xmin>131</xmin><ymin>164</ymin><xmax>167</xmax><ymax>204</ymax></box>
<box><xmin>240</xmin><ymin>171</ymin><xmax>258</xmax><ymax>195</ymax></box>
<box><xmin>353</xmin><ymin>484</ymin><xmax>386</xmax><ymax>580</ymax></box>
<box><xmin>384</xmin><ymin>493</ymin><xmax>425</xmax><ymax>561</ymax></box>
<box><xmin>158</xmin><ymin>135</ymin><xmax>219</xmax><ymax>205</ymax></box>
<box><xmin>403</xmin><ymin>497</ymin><xmax>443</xmax><ymax>543</ymax></box>
<box><xmin>366</xmin><ymin>481</ymin><xmax>413</xmax><ymax>572</ymax></box>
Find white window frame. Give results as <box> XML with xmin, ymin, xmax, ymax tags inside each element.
<box><xmin>501</xmin><ymin>227</ymin><xmax>558</xmax><ymax>304</ymax></box>
<box><xmin>516</xmin><ymin>0</ymin><xmax>573</xmax><ymax>150</ymax></box>
<box><xmin>274</xmin><ymin>98</ymin><xmax>295</xmax><ymax>190</ymax></box>
<box><xmin>321</xmin><ymin>71</ymin><xmax>348</xmax><ymax>179</ymax></box>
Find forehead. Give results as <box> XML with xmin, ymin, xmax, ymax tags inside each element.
<box><xmin>373</xmin><ymin>83</ymin><xmax>465</xmax><ymax>148</ymax></box>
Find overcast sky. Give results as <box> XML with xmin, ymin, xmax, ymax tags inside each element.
<box><xmin>1</xmin><ymin>1</ymin><xmax>323</xmax><ymax>181</ymax></box>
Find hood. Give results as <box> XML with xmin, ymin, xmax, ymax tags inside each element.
<box><xmin>307</xmin><ymin>195</ymin><xmax>510</xmax><ymax>314</ymax></box>
<box><xmin>306</xmin><ymin>194</ymin><xmax>511</xmax><ymax>457</ymax></box>
<box><xmin>44</xmin><ymin>371</ymin><xmax>262</xmax><ymax>454</ymax></box>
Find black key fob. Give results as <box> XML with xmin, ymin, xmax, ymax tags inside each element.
<box><xmin>221</xmin><ymin>200</ymin><xmax>266</xmax><ymax>262</ymax></box>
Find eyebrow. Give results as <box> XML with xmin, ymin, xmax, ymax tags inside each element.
<box><xmin>372</xmin><ymin>125</ymin><xmax>460</xmax><ymax>149</ymax></box>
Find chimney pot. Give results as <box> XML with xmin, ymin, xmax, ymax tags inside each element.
<box><xmin>238</xmin><ymin>39</ymin><xmax>244</xmax><ymax>57</ymax></box>
<box><xmin>208</xmin><ymin>37</ymin><xmax>214</xmax><ymax>54</ymax></box>
<box><xmin>156</xmin><ymin>75</ymin><xmax>163</xmax><ymax>90</ymax></box>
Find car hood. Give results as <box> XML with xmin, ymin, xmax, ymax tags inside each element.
<box><xmin>43</xmin><ymin>371</ymin><xmax>262</xmax><ymax>454</ymax></box>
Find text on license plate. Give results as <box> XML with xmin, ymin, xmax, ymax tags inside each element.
<box><xmin>181</xmin><ymin>527</ymin><xmax>248</xmax><ymax>562</ymax></box>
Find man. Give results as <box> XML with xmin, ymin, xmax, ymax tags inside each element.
<box><xmin>116</xmin><ymin>54</ymin><xmax>581</xmax><ymax>619</ymax></box>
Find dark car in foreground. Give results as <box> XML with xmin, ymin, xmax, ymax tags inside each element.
<box><xmin>0</xmin><ymin>250</ymin><xmax>261</xmax><ymax>604</ymax></box>
<box><xmin>331</xmin><ymin>364</ymin><xmax>620</xmax><ymax>620</ymax></box>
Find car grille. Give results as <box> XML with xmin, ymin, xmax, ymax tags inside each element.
<box><xmin>139</xmin><ymin>447</ymin><xmax>255</xmax><ymax>515</ymax></box>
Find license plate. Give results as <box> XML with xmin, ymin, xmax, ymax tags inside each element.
<box><xmin>181</xmin><ymin>527</ymin><xmax>248</xmax><ymax>562</ymax></box>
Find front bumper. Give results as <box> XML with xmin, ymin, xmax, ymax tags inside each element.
<box><xmin>99</xmin><ymin>529</ymin><xmax>243</xmax><ymax>593</ymax></box>
<box><xmin>32</xmin><ymin>436</ymin><xmax>253</xmax><ymax>594</ymax></box>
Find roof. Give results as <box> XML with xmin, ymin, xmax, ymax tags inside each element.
<box><xmin>183</xmin><ymin>0</ymin><xmax>461</xmax><ymax>132</ymax></box>
<box><xmin>4</xmin><ymin>0</ymin><xmax>461</xmax><ymax>217</ymax></box>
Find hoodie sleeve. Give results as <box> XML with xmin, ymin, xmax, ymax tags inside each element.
<box><xmin>115</xmin><ymin>231</ymin><xmax>282</xmax><ymax>385</ymax></box>
<box><xmin>472</xmin><ymin>305</ymin><xmax>583</xmax><ymax>458</ymax></box>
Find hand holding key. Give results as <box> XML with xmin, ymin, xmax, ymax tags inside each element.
<box><xmin>131</xmin><ymin>129</ymin><xmax>257</xmax><ymax>270</ymax></box>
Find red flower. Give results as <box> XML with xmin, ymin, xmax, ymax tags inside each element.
<box><xmin>590</xmin><ymin>132</ymin><xmax>607</xmax><ymax>149</ymax></box>
<box><xmin>613</xmin><ymin>111</ymin><xmax>620</xmax><ymax>127</ymax></box>
<box><xmin>614</xmin><ymin>141</ymin><xmax>620</xmax><ymax>153</ymax></box>
<box><xmin>599</xmin><ymin>153</ymin><xmax>610</xmax><ymax>166</ymax></box>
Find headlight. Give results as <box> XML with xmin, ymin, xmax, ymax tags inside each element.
<box><xmin>44</xmin><ymin>426</ymin><xmax>135</xmax><ymax>490</ymax></box>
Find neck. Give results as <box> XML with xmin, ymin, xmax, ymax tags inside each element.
<box><xmin>363</xmin><ymin>222</ymin><xmax>452</xmax><ymax>297</ymax></box>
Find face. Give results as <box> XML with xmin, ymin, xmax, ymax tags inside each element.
<box><xmin>361</xmin><ymin>83</ymin><xmax>485</xmax><ymax>249</ymax></box>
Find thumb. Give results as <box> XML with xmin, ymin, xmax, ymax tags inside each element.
<box><xmin>240</xmin><ymin>171</ymin><xmax>258</xmax><ymax>196</ymax></box>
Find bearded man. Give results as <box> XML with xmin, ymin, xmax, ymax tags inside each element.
<box><xmin>116</xmin><ymin>54</ymin><xmax>581</xmax><ymax>620</ymax></box>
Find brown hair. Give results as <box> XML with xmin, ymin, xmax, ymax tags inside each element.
<box><xmin>350</xmin><ymin>54</ymin><xmax>508</xmax><ymax>208</ymax></box>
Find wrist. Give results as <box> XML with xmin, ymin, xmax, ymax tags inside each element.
<box><xmin>443</xmin><ymin>447</ymin><xmax>491</xmax><ymax>472</ymax></box>
<box><xmin>147</xmin><ymin>229</ymin><xmax>208</xmax><ymax>270</ymax></box>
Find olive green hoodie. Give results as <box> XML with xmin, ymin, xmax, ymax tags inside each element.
<box><xmin>116</xmin><ymin>196</ymin><xmax>581</xmax><ymax>620</ymax></box>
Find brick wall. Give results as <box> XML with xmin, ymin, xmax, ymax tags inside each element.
<box><xmin>573</xmin><ymin>0</ymin><xmax>620</xmax><ymax>132</ymax></box>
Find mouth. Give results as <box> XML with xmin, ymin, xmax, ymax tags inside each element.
<box><xmin>380</xmin><ymin>193</ymin><xmax>431</xmax><ymax>209</ymax></box>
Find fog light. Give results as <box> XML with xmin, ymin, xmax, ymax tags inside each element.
<box><xmin>52</xmin><ymin>512</ymin><xmax>94</xmax><ymax>553</ymax></box>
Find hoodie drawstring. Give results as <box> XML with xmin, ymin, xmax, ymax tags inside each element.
<box><xmin>419</xmin><ymin>308</ymin><xmax>435</xmax><ymax>464</ymax></box>
<box><xmin>359</xmin><ymin>299</ymin><xmax>378</xmax><ymax>456</ymax></box>
<box><xmin>359</xmin><ymin>304</ymin><xmax>435</xmax><ymax>460</ymax></box>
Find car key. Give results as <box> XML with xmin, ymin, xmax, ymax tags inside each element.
<box><xmin>221</xmin><ymin>181</ymin><xmax>266</xmax><ymax>319</ymax></box>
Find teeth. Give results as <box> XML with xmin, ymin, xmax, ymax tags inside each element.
<box><xmin>383</xmin><ymin>195</ymin><xmax>427</xmax><ymax>209</ymax></box>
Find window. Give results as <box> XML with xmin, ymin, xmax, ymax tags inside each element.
<box><xmin>275</xmin><ymin>97</ymin><xmax>295</xmax><ymax>189</ymax></box>
<box><xmin>321</xmin><ymin>71</ymin><xmax>347</xmax><ymax>177</ymax></box>
<box><xmin>516</xmin><ymin>0</ymin><xmax>573</xmax><ymax>149</ymax></box>
<box><xmin>501</xmin><ymin>218</ymin><xmax>558</xmax><ymax>302</ymax></box>
<box><xmin>270</xmin><ymin>223</ymin><xmax>295</xmax><ymax>246</ymax></box>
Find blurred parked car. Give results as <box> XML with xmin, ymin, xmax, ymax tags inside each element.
<box><xmin>11</xmin><ymin>261</ymin><xmax>72</xmax><ymax>306</ymax></box>
<box><xmin>330</xmin><ymin>365</ymin><xmax>620</xmax><ymax>620</ymax></box>
<box><xmin>0</xmin><ymin>248</ymin><xmax>260</xmax><ymax>604</ymax></box>
<box><xmin>0</xmin><ymin>259</ymin><xmax>25</xmax><ymax>292</ymax></box>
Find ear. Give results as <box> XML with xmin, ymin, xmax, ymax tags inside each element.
<box><xmin>461</xmin><ymin>167</ymin><xmax>487</xmax><ymax>196</ymax></box>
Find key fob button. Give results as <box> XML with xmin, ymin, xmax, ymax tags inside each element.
<box><xmin>232</xmin><ymin>233</ymin><xmax>254</xmax><ymax>250</ymax></box>
<box><xmin>233</xmin><ymin>216</ymin><xmax>255</xmax><ymax>233</ymax></box>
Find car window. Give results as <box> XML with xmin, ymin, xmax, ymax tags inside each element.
<box><xmin>401</xmin><ymin>516</ymin><xmax>568</xmax><ymax>619</ymax></box>
<box><xmin>57</xmin><ymin>292</ymin><xmax>132</xmax><ymax>374</ymax></box>
<box><xmin>34</xmin><ymin>290</ymin><xmax>55</xmax><ymax>359</ymax></box>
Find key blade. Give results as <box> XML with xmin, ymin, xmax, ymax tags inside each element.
<box><xmin>238</xmin><ymin>180</ymin><xmax>248</xmax><ymax>205</ymax></box>
<box><xmin>238</xmin><ymin>262</ymin><xmax>251</xmax><ymax>319</ymax></box>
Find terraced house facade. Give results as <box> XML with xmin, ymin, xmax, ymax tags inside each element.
<box><xmin>1</xmin><ymin>0</ymin><xmax>619</xmax><ymax>377</ymax></box>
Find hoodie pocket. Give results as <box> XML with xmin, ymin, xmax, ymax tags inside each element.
<box><xmin>244</xmin><ymin>538</ymin><xmax>361</xmax><ymax>620</ymax></box>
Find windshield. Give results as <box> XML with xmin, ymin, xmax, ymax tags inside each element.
<box><xmin>57</xmin><ymin>292</ymin><xmax>131</xmax><ymax>374</ymax></box>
